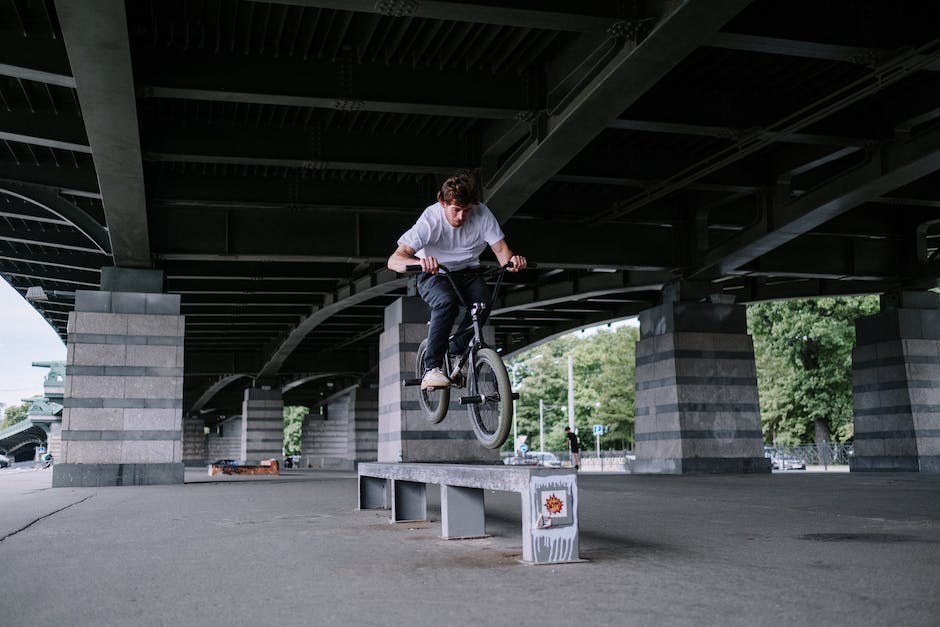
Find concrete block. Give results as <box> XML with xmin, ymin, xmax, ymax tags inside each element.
<box><xmin>145</xmin><ymin>292</ymin><xmax>181</xmax><ymax>315</ymax></box>
<box><xmin>125</xmin><ymin>344</ymin><xmax>179</xmax><ymax>368</ymax></box>
<box><xmin>907</xmin><ymin>363</ymin><xmax>940</xmax><ymax>382</ymax></box>
<box><xmin>127</xmin><ymin>314</ymin><xmax>182</xmax><ymax>337</ymax></box>
<box><xmin>67</xmin><ymin>407</ymin><xmax>124</xmax><ymax>431</ymax></box>
<box><xmin>111</xmin><ymin>292</ymin><xmax>148</xmax><ymax>314</ymax></box>
<box><xmin>70</xmin><ymin>375</ymin><xmax>125</xmax><ymax>399</ymax></box>
<box><xmin>125</xmin><ymin>376</ymin><xmax>181</xmax><ymax>400</ymax></box>
<box><xmin>852</xmin><ymin>343</ymin><xmax>877</xmax><ymax>364</ymax></box>
<box><xmin>123</xmin><ymin>408</ymin><xmax>181</xmax><ymax>431</ymax></box>
<box><xmin>74</xmin><ymin>312</ymin><xmax>127</xmax><ymax>335</ymax></box>
<box><xmin>122</xmin><ymin>440</ymin><xmax>175</xmax><ymax>464</ymax></box>
<box><xmin>876</xmin><ymin>340</ymin><xmax>903</xmax><ymax>360</ymax></box>
<box><xmin>75</xmin><ymin>290</ymin><xmax>111</xmax><ymax>313</ymax></box>
<box><xmin>67</xmin><ymin>440</ymin><xmax>122</xmax><ymax>463</ymax></box>
<box><xmin>73</xmin><ymin>343</ymin><xmax>126</xmax><ymax>367</ymax></box>
<box><xmin>903</xmin><ymin>339</ymin><xmax>940</xmax><ymax>357</ymax></box>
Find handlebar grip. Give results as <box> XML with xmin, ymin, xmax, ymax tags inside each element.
<box><xmin>404</xmin><ymin>264</ymin><xmax>422</xmax><ymax>272</ymax></box>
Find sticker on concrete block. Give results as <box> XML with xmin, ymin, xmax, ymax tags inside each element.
<box><xmin>539</xmin><ymin>488</ymin><xmax>573</xmax><ymax>526</ymax></box>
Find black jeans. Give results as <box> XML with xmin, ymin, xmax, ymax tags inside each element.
<box><xmin>416</xmin><ymin>269</ymin><xmax>491</xmax><ymax>372</ymax></box>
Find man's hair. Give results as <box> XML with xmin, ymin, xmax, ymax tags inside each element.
<box><xmin>437</xmin><ymin>170</ymin><xmax>481</xmax><ymax>206</ymax></box>
<box><xmin>564</xmin><ymin>427</ymin><xmax>571</xmax><ymax>432</ymax></box>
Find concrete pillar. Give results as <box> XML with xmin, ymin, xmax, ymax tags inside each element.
<box><xmin>241</xmin><ymin>388</ymin><xmax>283</xmax><ymax>463</ymax></box>
<box><xmin>378</xmin><ymin>296</ymin><xmax>499</xmax><ymax>463</ymax></box>
<box><xmin>851</xmin><ymin>291</ymin><xmax>940</xmax><ymax>472</ymax></box>
<box><xmin>206</xmin><ymin>416</ymin><xmax>242</xmax><ymax>460</ymax></box>
<box><xmin>301</xmin><ymin>384</ymin><xmax>378</xmax><ymax>470</ymax></box>
<box><xmin>182</xmin><ymin>417</ymin><xmax>207</xmax><ymax>466</ymax></box>
<box><xmin>53</xmin><ymin>287</ymin><xmax>185</xmax><ymax>487</ymax></box>
<box><xmin>632</xmin><ymin>302</ymin><xmax>770</xmax><ymax>474</ymax></box>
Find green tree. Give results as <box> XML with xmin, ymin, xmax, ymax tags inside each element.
<box><xmin>1</xmin><ymin>403</ymin><xmax>30</xmax><ymax>430</ymax></box>
<box><xmin>747</xmin><ymin>296</ymin><xmax>879</xmax><ymax>445</ymax></box>
<box><xmin>508</xmin><ymin>325</ymin><xmax>638</xmax><ymax>452</ymax></box>
<box><xmin>283</xmin><ymin>405</ymin><xmax>307</xmax><ymax>456</ymax></box>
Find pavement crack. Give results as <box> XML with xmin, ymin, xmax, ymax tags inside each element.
<box><xmin>0</xmin><ymin>495</ymin><xmax>95</xmax><ymax>543</ymax></box>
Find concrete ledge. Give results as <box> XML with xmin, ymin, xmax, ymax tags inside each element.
<box><xmin>358</xmin><ymin>462</ymin><xmax>579</xmax><ymax>564</ymax></box>
<box><xmin>52</xmin><ymin>462</ymin><xmax>184</xmax><ymax>486</ymax></box>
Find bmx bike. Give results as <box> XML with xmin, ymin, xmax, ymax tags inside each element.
<box><xmin>401</xmin><ymin>262</ymin><xmax>526</xmax><ymax>449</ymax></box>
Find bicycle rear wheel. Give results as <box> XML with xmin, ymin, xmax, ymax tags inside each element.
<box><xmin>467</xmin><ymin>347</ymin><xmax>513</xmax><ymax>449</ymax></box>
<box><xmin>416</xmin><ymin>339</ymin><xmax>449</xmax><ymax>424</ymax></box>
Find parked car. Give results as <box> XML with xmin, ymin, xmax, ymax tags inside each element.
<box><xmin>503</xmin><ymin>455</ymin><xmax>539</xmax><ymax>466</ymax></box>
<box><xmin>772</xmin><ymin>455</ymin><xmax>806</xmax><ymax>470</ymax></box>
<box><xmin>502</xmin><ymin>452</ymin><xmax>562</xmax><ymax>467</ymax></box>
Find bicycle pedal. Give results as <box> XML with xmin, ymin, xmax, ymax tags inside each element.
<box><xmin>401</xmin><ymin>378</ymin><xmax>422</xmax><ymax>386</ymax></box>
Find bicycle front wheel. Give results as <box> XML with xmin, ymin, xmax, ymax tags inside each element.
<box><xmin>467</xmin><ymin>347</ymin><xmax>513</xmax><ymax>449</ymax></box>
<box><xmin>416</xmin><ymin>339</ymin><xmax>449</xmax><ymax>424</ymax></box>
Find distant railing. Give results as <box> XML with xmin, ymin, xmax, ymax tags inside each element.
<box><xmin>765</xmin><ymin>443</ymin><xmax>853</xmax><ymax>465</ymax></box>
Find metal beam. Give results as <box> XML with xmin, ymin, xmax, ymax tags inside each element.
<box><xmin>0</xmin><ymin>109</ymin><xmax>90</xmax><ymax>153</ymax></box>
<box><xmin>599</xmin><ymin>36</ymin><xmax>940</xmax><ymax>221</ymax></box>
<box><xmin>256</xmin><ymin>269</ymin><xmax>408</xmax><ymax>379</ymax></box>
<box><xmin>707</xmin><ymin>32</ymin><xmax>940</xmax><ymax>72</ymax></box>
<box><xmin>483</xmin><ymin>0</ymin><xmax>754</xmax><ymax>222</ymax></box>
<box><xmin>606</xmin><ymin>118</ymin><xmax>871</xmax><ymax>147</ymax></box>
<box><xmin>700</xmin><ymin>124</ymin><xmax>940</xmax><ymax>274</ymax></box>
<box><xmin>0</xmin><ymin>180</ymin><xmax>111</xmax><ymax>254</ymax></box>
<box><xmin>255</xmin><ymin>1</ymin><xmax>617</xmax><ymax>32</ymax></box>
<box><xmin>0</xmin><ymin>27</ymin><xmax>74</xmax><ymax>87</ymax></box>
<box><xmin>55</xmin><ymin>0</ymin><xmax>150</xmax><ymax>267</ymax></box>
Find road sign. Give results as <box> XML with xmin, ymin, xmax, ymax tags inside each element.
<box><xmin>519</xmin><ymin>443</ymin><xmax>529</xmax><ymax>454</ymax></box>
<box><xmin>593</xmin><ymin>424</ymin><xmax>603</xmax><ymax>435</ymax></box>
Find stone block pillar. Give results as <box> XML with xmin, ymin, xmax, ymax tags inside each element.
<box><xmin>851</xmin><ymin>292</ymin><xmax>940</xmax><ymax>472</ymax></box>
<box><xmin>53</xmin><ymin>287</ymin><xmax>185</xmax><ymax>487</ymax></box>
<box><xmin>241</xmin><ymin>388</ymin><xmax>283</xmax><ymax>463</ymax></box>
<box><xmin>632</xmin><ymin>302</ymin><xmax>770</xmax><ymax>474</ymax></box>
<box><xmin>301</xmin><ymin>384</ymin><xmax>378</xmax><ymax>470</ymax></box>
<box><xmin>182</xmin><ymin>417</ymin><xmax>207</xmax><ymax>466</ymax></box>
<box><xmin>378</xmin><ymin>296</ymin><xmax>499</xmax><ymax>463</ymax></box>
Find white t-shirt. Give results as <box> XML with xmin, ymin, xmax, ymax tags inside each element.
<box><xmin>398</xmin><ymin>202</ymin><xmax>505</xmax><ymax>271</ymax></box>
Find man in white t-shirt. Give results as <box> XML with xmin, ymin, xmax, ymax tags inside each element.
<box><xmin>388</xmin><ymin>171</ymin><xmax>527</xmax><ymax>389</ymax></box>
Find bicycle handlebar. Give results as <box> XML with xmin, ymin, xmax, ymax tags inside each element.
<box><xmin>402</xmin><ymin>261</ymin><xmax>534</xmax><ymax>273</ymax></box>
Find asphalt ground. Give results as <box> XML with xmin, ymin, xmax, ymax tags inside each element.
<box><xmin>1</xmin><ymin>466</ymin><xmax>938</xmax><ymax>627</ymax></box>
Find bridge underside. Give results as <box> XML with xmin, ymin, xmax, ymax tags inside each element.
<box><xmin>0</xmin><ymin>0</ymin><xmax>937</xmax><ymax>423</ymax></box>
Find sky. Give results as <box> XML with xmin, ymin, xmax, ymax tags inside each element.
<box><xmin>0</xmin><ymin>278</ymin><xmax>66</xmax><ymax>410</ymax></box>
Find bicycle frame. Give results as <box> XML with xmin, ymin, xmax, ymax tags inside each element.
<box><xmin>410</xmin><ymin>262</ymin><xmax>511</xmax><ymax>388</ymax></box>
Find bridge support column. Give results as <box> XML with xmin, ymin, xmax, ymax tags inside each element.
<box><xmin>302</xmin><ymin>384</ymin><xmax>378</xmax><ymax>470</ymax></box>
<box><xmin>851</xmin><ymin>291</ymin><xmax>940</xmax><ymax>472</ymax></box>
<box><xmin>53</xmin><ymin>269</ymin><xmax>185</xmax><ymax>487</ymax></box>
<box><xmin>378</xmin><ymin>296</ymin><xmax>499</xmax><ymax>464</ymax></box>
<box><xmin>240</xmin><ymin>388</ymin><xmax>283</xmax><ymax>463</ymax></box>
<box><xmin>632</xmin><ymin>302</ymin><xmax>770</xmax><ymax>474</ymax></box>
<box><xmin>182</xmin><ymin>417</ymin><xmax>207</xmax><ymax>466</ymax></box>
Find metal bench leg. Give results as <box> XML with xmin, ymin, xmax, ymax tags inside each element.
<box><xmin>359</xmin><ymin>476</ymin><xmax>388</xmax><ymax>510</ymax></box>
<box><xmin>391</xmin><ymin>479</ymin><xmax>427</xmax><ymax>522</ymax></box>
<box><xmin>441</xmin><ymin>485</ymin><xmax>486</xmax><ymax>539</ymax></box>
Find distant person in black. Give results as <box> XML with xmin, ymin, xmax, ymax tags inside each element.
<box><xmin>564</xmin><ymin>427</ymin><xmax>580</xmax><ymax>471</ymax></box>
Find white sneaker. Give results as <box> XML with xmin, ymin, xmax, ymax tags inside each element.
<box><xmin>421</xmin><ymin>367</ymin><xmax>450</xmax><ymax>390</ymax></box>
